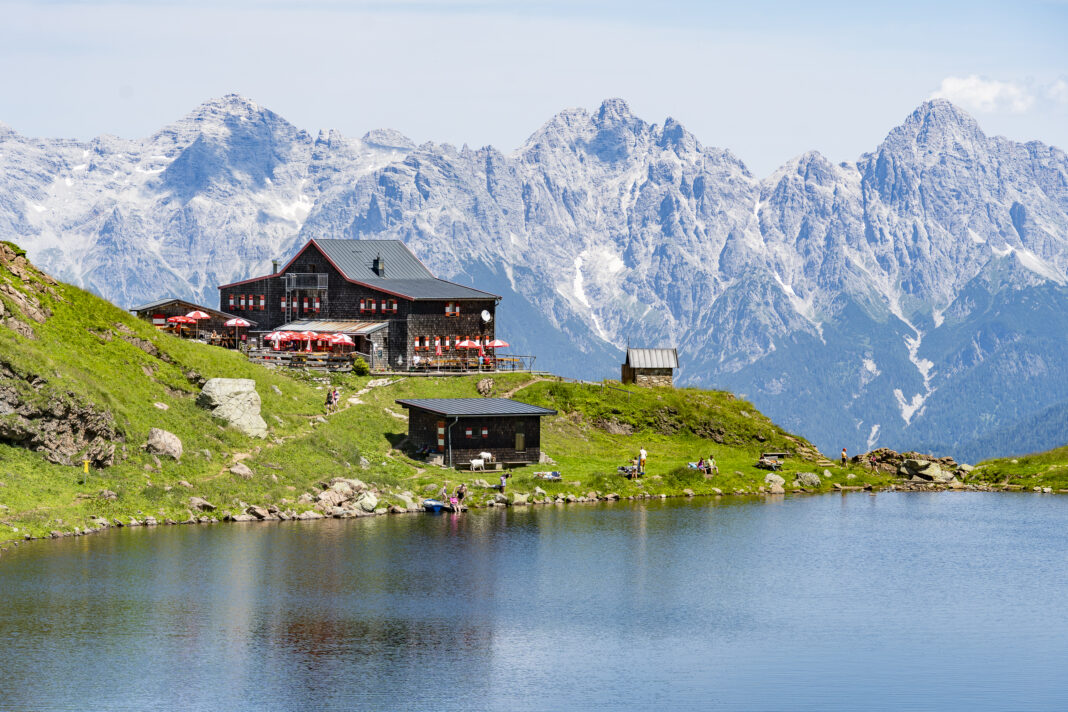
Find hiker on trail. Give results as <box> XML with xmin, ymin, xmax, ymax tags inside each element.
<box><xmin>332</xmin><ymin>387</ymin><xmax>340</xmax><ymax>413</ymax></box>
<box><xmin>841</xmin><ymin>447</ymin><xmax>848</xmax><ymax>465</ymax></box>
<box><xmin>639</xmin><ymin>446</ymin><xmax>648</xmax><ymax>476</ymax></box>
<box><xmin>324</xmin><ymin>390</ymin><xmax>333</xmax><ymax>414</ymax></box>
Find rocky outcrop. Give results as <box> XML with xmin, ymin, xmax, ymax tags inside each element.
<box><xmin>0</xmin><ymin>363</ymin><xmax>119</xmax><ymax>466</ymax></box>
<box><xmin>144</xmin><ymin>428</ymin><xmax>182</xmax><ymax>460</ymax></box>
<box><xmin>900</xmin><ymin>459</ymin><xmax>956</xmax><ymax>484</ymax></box>
<box><xmin>794</xmin><ymin>472</ymin><xmax>821</xmax><ymax>488</ymax></box>
<box><xmin>196</xmin><ymin>378</ymin><xmax>267</xmax><ymax>438</ymax></box>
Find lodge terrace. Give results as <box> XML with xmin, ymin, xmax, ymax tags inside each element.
<box><xmin>217</xmin><ymin>238</ymin><xmax>531</xmax><ymax>372</ymax></box>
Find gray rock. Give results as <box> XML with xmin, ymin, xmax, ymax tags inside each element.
<box><xmin>246</xmin><ymin>505</ymin><xmax>269</xmax><ymax>519</ymax></box>
<box><xmin>197</xmin><ymin>379</ymin><xmax>268</xmax><ymax>438</ymax></box>
<box><xmin>763</xmin><ymin>473</ymin><xmax>785</xmax><ymax>487</ymax></box>
<box><xmin>144</xmin><ymin>428</ymin><xmax>182</xmax><ymax>460</ymax></box>
<box><xmin>494</xmin><ymin>492</ymin><xmax>510</xmax><ymax>505</ymax></box>
<box><xmin>534</xmin><ymin>486</ymin><xmax>547</xmax><ymax>497</ymax></box>
<box><xmin>511</xmin><ymin>492</ymin><xmax>530</xmax><ymax>505</ymax></box>
<box><xmin>98</xmin><ymin>489</ymin><xmax>118</xmax><ymax>501</ymax></box>
<box><xmin>230</xmin><ymin>463</ymin><xmax>254</xmax><ymax>479</ymax></box>
<box><xmin>271</xmin><ymin>385</ymin><xmax>282</xmax><ymax>396</ymax></box>
<box><xmin>189</xmin><ymin>496</ymin><xmax>216</xmax><ymax>511</ymax></box>
<box><xmin>144</xmin><ymin>516</ymin><xmax>158</xmax><ymax>526</ymax></box>
<box><xmin>795</xmin><ymin>472</ymin><xmax>821</xmax><ymax>488</ymax></box>
<box><xmin>768</xmin><ymin>482</ymin><xmax>785</xmax><ymax>494</ymax></box>
<box><xmin>846</xmin><ymin>473</ymin><xmax>856</xmax><ymax>480</ymax></box>
<box><xmin>356</xmin><ymin>492</ymin><xmax>378</xmax><ymax>512</ymax></box>
<box><xmin>297</xmin><ymin>510</ymin><xmax>324</xmax><ymax>520</ymax></box>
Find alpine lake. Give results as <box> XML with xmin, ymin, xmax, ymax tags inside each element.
<box><xmin>3</xmin><ymin>492</ymin><xmax>1067</xmax><ymax>711</ymax></box>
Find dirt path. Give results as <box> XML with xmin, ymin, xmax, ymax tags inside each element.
<box><xmin>500</xmin><ymin>376</ymin><xmax>554</xmax><ymax>398</ymax></box>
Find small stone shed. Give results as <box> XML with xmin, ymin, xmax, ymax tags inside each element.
<box><xmin>396</xmin><ymin>398</ymin><xmax>557</xmax><ymax>468</ymax></box>
<box><xmin>621</xmin><ymin>347</ymin><xmax>678</xmax><ymax>387</ymax></box>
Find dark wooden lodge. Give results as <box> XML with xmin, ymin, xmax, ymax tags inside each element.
<box><xmin>396</xmin><ymin>398</ymin><xmax>557</xmax><ymax>467</ymax></box>
<box><xmin>218</xmin><ymin>239</ymin><xmax>499</xmax><ymax>369</ymax></box>
<box><xmin>130</xmin><ymin>298</ymin><xmax>255</xmax><ymax>340</ymax></box>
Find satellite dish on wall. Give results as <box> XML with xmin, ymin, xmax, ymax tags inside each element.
<box><xmin>481</xmin><ymin>310</ymin><xmax>492</xmax><ymax>323</ymax></box>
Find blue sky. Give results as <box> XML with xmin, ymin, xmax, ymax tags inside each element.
<box><xmin>0</xmin><ymin>0</ymin><xmax>1065</xmax><ymax>175</ymax></box>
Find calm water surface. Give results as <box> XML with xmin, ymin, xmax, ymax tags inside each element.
<box><xmin>2</xmin><ymin>493</ymin><xmax>1068</xmax><ymax>711</ymax></box>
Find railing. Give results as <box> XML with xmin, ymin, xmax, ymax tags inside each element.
<box><xmin>558</xmin><ymin>376</ymin><xmax>635</xmax><ymax>400</ymax></box>
<box><xmin>284</xmin><ymin>273</ymin><xmax>329</xmax><ymax>290</ymax></box>
<box><xmin>248</xmin><ymin>349</ymin><xmax>372</xmax><ymax>372</ymax></box>
<box><xmin>408</xmin><ymin>354</ymin><xmax>536</xmax><ymax>373</ymax></box>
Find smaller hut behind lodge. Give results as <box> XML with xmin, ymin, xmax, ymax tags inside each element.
<box><xmin>396</xmin><ymin>398</ymin><xmax>557</xmax><ymax>468</ymax></box>
<box><xmin>621</xmin><ymin>347</ymin><xmax>678</xmax><ymax>387</ymax></box>
<box><xmin>131</xmin><ymin>298</ymin><xmax>255</xmax><ymax>341</ymax></box>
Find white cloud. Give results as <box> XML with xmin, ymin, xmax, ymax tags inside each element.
<box><xmin>931</xmin><ymin>75</ymin><xmax>1034</xmax><ymax>113</ymax></box>
<box><xmin>1047</xmin><ymin>79</ymin><xmax>1068</xmax><ymax>105</ymax></box>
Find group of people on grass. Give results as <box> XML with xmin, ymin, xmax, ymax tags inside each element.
<box><xmin>440</xmin><ymin>482</ymin><xmax>468</xmax><ymax>511</ymax></box>
<box><xmin>324</xmin><ymin>387</ymin><xmax>341</xmax><ymax>414</ymax></box>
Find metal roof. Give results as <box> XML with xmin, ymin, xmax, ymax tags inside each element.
<box><xmin>315</xmin><ymin>239</ymin><xmax>436</xmax><ymax>281</ymax></box>
<box><xmin>395</xmin><ymin>398</ymin><xmax>557</xmax><ymax>418</ymax></box>
<box><xmin>369</xmin><ymin>278</ymin><xmax>496</xmax><ymax>300</ymax></box>
<box><xmin>218</xmin><ymin>238</ymin><xmax>500</xmax><ymax>300</ymax></box>
<box><xmin>268</xmin><ymin>319</ymin><xmax>389</xmax><ymax>335</ymax></box>
<box><xmin>129</xmin><ymin>298</ymin><xmax>251</xmax><ymax>323</ymax></box>
<box><xmin>626</xmin><ymin>347</ymin><xmax>679</xmax><ymax>369</ymax></box>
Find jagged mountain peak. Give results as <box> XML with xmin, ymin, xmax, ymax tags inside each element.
<box><xmin>882</xmin><ymin>98</ymin><xmax>986</xmax><ymax>152</ymax></box>
<box><xmin>361</xmin><ymin>128</ymin><xmax>416</xmax><ymax>150</ymax></box>
<box><xmin>595</xmin><ymin>97</ymin><xmax>636</xmax><ymax>123</ymax></box>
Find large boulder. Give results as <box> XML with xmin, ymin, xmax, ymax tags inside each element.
<box><xmin>189</xmin><ymin>496</ymin><xmax>216</xmax><ymax>511</ymax></box>
<box><xmin>795</xmin><ymin>472</ymin><xmax>821</xmax><ymax>488</ymax></box>
<box><xmin>145</xmin><ymin>428</ymin><xmax>182</xmax><ymax>460</ymax></box>
<box><xmin>197</xmin><ymin>379</ymin><xmax>267</xmax><ymax>438</ymax></box>
<box><xmin>355</xmin><ymin>492</ymin><xmax>378</xmax><ymax>512</ymax></box>
<box><xmin>764</xmin><ymin>473</ymin><xmax>786</xmax><ymax>487</ymax></box>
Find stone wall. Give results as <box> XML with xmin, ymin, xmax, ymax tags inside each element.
<box><xmin>634</xmin><ymin>368</ymin><xmax>673</xmax><ymax>388</ymax></box>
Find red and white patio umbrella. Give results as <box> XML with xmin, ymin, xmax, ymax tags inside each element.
<box><xmin>455</xmin><ymin>339</ymin><xmax>480</xmax><ymax>349</ymax></box>
<box><xmin>298</xmin><ymin>330</ymin><xmax>320</xmax><ymax>352</ymax></box>
<box><xmin>166</xmin><ymin>315</ymin><xmax>195</xmax><ymax>337</ymax></box>
<box><xmin>264</xmin><ymin>331</ymin><xmax>285</xmax><ymax>350</ymax></box>
<box><xmin>329</xmin><ymin>333</ymin><xmax>354</xmax><ymax>345</ymax></box>
<box><xmin>486</xmin><ymin>339</ymin><xmax>509</xmax><ymax>349</ymax></box>
<box><xmin>185</xmin><ymin>310</ymin><xmax>210</xmax><ymax>339</ymax></box>
<box><xmin>223</xmin><ymin>317</ymin><xmax>251</xmax><ymax>347</ymax></box>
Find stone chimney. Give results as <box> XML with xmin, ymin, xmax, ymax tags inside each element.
<box><xmin>373</xmin><ymin>253</ymin><xmax>385</xmax><ymax>277</ymax></box>
<box><xmin>271</xmin><ymin>259</ymin><xmax>279</xmax><ymax>273</ymax></box>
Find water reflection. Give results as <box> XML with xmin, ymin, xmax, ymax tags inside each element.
<box><xmin>3</xmin><ymin>494</ymin><xmax>1068</xmax><ymax>711</ymax></box>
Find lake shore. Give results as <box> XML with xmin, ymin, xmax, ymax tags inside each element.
<box><xmin>4</xmin><ymin>474</ymin><xmax>1065</xmax><ymax>558</ymax></box>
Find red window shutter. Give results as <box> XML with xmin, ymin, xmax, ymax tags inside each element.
<box><xmin>302</xmin><ymin>297</ymin><xmax>309</xmax><ymax>312</ymax></box>
<box><xmin>280</xmin><ymin>296</ymin><xmax>286</xmax><ymax>309</ymax></box>
<box><xmin>481</xmin><ymin>427</ymin><xmax>488</xmax><ymax>438</ymax></box>
<box><xmin>434</xmin><ymin>336</ymin><xmax>441</xmax><ymax>348</ymax></box>
<box><xmin>239</xmin><ymin>295</ymin><xmax>245</xmax><ymax>309</ymax></box>
<box><xmin>437</xmin><ymin>421</ymin><xmax>446</xmax><ymax>452</ymax></box>
<box><xmin>359</xmin><ymin>298</ymin><xmax>365</xmax><ymax>312</ymax></box>
<box><xmin>414</xmin><ymin>337</ymin><xmax>420</xmax><ymax>350</ymax></box>
<box><xmin>370</xmin><ymin>300</ymin><xmax>376</xmax><ymax>312</ymax></box>
<box><xmin>259</xmin><ymin>295</ymin><xmax>265</xmax><ymax>310</ymax></box>
<box><xmin>314</xmin><ymin>297</ymin><xmax>320</xmax><ymax>312</ymax></box>
<box><xmin>228</xmin><ymin>295</ymin><xmax>234</xmax><ymax>308</ymax></box>
<box><xmin>465</xmin><ymin>427</ymin><xmax>473</xmax><ymax>439</ymax></box>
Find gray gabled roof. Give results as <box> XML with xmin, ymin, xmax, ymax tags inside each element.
<box><xmin>368</xmin><ymin>278</ymin><xmax>496</xmax><ymax>300</ymax></box>
<box><xmin>626</xmin><ymin>347</ymin><xmax>679</xmax><ymax>369</ymax></box>
<box><xmin>314</xmin><ymin>239</ymin><xmax>435</xmax><ymax>281</ymax></box>
<box><xmin>395</xmin><ymin>398</ymin><xmax>557</xmax><ymax>418</ymax></box>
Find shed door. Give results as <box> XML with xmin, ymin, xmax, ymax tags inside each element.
<box><xmin>515</xmin><ymin>431</ymin><xmax>525</xmax><ymax>452</ymax></box>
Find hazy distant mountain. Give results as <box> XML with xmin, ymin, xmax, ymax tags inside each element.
<box><xmin>2</xmin><ymin>94</ymin><xmax>1066</xmax><ymax>461</ymax></box>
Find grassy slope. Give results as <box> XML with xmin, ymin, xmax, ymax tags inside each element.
<box><xmin>970</xmin><ymin>445</ymin><xmax>1068</xmax><ymax>490</ymax></box>
<box><xmin>11</xmin><ymin>245</ymin><xmax>1037</xmax><ymax>549</ymax></box>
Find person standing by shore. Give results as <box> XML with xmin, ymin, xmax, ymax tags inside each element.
<box><xmin>639</xmin><ymin>446</ymin><xmax>648</xmax><ymax>476</ymax></box>
<box><xmin>840</xmin><ymin>447</ymin><xmax>848</xmax><ymax>465</ymax></box>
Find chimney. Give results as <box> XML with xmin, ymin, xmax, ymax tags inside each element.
<box><xmin>373</xmin><ymin>253</ymin><xmax>385</xmax><ymax>277</ymax></box>
<box><xmin>271</xmin><ymin>259</ymin><xmax>279</xmax><ymax>273</ymax></box>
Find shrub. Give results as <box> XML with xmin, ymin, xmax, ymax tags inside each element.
<box><xmin>353</xmin><ymin>357</ymin><xmax>370</xmax><ymax>376</ymax></box>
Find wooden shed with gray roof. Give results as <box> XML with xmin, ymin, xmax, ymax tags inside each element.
<box><xmin>621</xmin><ymin>347</ymin><xmax>679</xmax><ymax>387</ymax></box>
<box><xmin>396</xmin><ymin>398</ymin><xmax>557</xmax><ymax>467</ymax></box>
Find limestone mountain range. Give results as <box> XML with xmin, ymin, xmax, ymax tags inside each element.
<box><xmin>1</xmin><ymin>94</ymin><xmax>1066</xmax><ymax>461</ymax></box>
